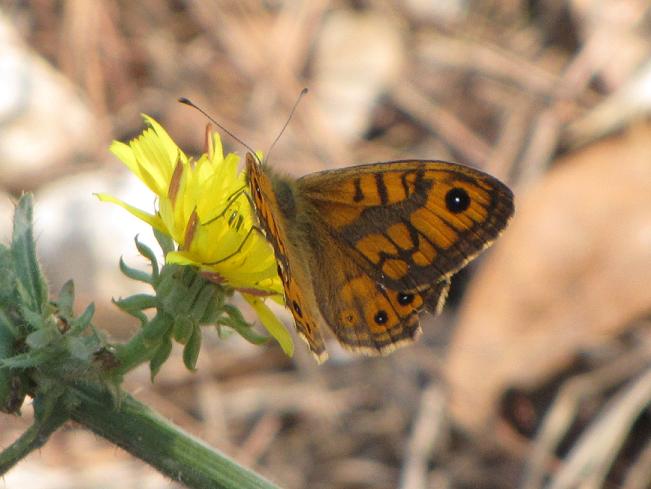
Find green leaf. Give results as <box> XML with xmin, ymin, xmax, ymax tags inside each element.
<box><xmin>157</xmin><ymin>267</ymin><xmax>194</xmax><ymax>315</ymax></box>
<box><xmin>182</xmin><ymin>326</ymin><xmax>201</xmax><ymax>371</ymax></box>
<box><xmin>218</xmin><ymin>304</ymin><xmax>269</xmax><ymax>344</ymax></box>
<box><xmin>154</xmin><ymin>228</ymin><xmax>175</xmax><ymax>257</ymax></box>
<box><xmin>25</xmin><ymin>327</ymin><xmax>59</xmax><ymax>349</ymax></box>
<box><xmin>113</xmin><ymin>294</ymin><xmax>158</xmax><ymax>312</ymax></box>
<box><xmin>199</xmin><ymin>287</ymin><xmax>225</xmax><ymax>324</ymax></box>
<box><xmin>66</xmin><ymin>336</ymin><xmax>91</xmax><ymax>362</ymax></box>
<box><xmin>214</xmin><ymin>324</ymin><xmax>232</xmax><ymax>340</ymax></box>
<box><xmin>69</xmin><ymin>303</ymin><xmax>95</xmax><ymax>335</ymax></box>
<box><xmin>222</xmin><ymin>322</ymin><xmax>269</xmax><ymax>345</ymax></box>
<box><xmin>218</xmin><ymin>314</ymin><xmax>269</xmax><ymax>345</ymax></box>
<box><xmin>142</xmin><ymin>313</ymin><xmax>173</xmax><ymax>343</ymax></box>
<box><xmin>0</xmin><ymin>314</ymin><xmax>21</xmax><ymax>413</ymax></box>
<box><xmin>173</xmin><ymin>316</ymin><xmax>194</xmax><ymax>344</ymax></box>
<box><xmin>190</xmin><ymin>285</ymin><xmax>217</xmax><ymax>322</ymax></box>
<box><xmin>0</xmin><ymin>309</ymin><xmax>19</xmax><ymax>339</ymax></box>
<box><xmin>119</xmin><ymin>257</ymin><xmax>152</xmax><ymax>284</ymax></box>
<box><xmin>11</xmin><ymin>194</ymin><xmax>47</xmax><ymax>313</ymax></box>
<box><xmin>186</xmin><ymin>273</ymin><xmax>206</xmax><ymax>302</ymax></box>
<box><xmin>20</xmin><ymin>305</ymin><xmax>45</xmax><ymax>331</ymax></box>
<box><xmin>0</xmin><ymin>315</ymin><xmax>15</xmax><ymax>358</ymax></box>
<box><xmin>149</xmin><ymin>336</ymin><xmax>172</xmax><ymax>381</ymax></box>
<box><xmin>134</xmin><ymin>235</ymin><xmax>159</xmax><ymax>279</ymax></box>
<box><xmin>56</xmin><ymin>280</ymin><xmax>75</xmax><ymax>318</ymax></box>
<box><xmin>112</xmin><ymin>297</ymin><xmax>149</xmax><ymax>325</ymax></box>
<box><xmin>1</xmin><ymin>348</ymin><xmax>53</xmax><ymax>369</ymax></box>
<box><xmin>0</xmin><ymin>243</ymin><xmax>17</xmax><ymax>305</ymax></box>
<box><xmin>223</xmin><ymin>304</ymin><xmax>247</xmax><ymax>325</ymax></box>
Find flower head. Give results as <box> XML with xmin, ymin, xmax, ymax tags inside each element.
<box><xmin>97</xmin><ymin>116</ymin><xmax>292</xmax><ymax>356</ymax></box>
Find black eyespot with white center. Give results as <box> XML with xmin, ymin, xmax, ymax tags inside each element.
<box><xmin>397</xmin><ymin>292</ymin><xmax>414</xmax><ymax>306</ymax></box>
<box><xmin>374</xmin><ymin>310</ymin><xmax>388</xmax><ymax>324</ymax></box>
<box><xmin>445</xmin><ymin>187</ymin><xmax>470</xmax><ymax>213</ymax></box>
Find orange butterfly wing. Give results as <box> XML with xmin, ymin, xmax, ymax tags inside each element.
<box><xmin>248</xmin><ymin>155</ymin><xmax>514</xmax><ymax>360</ymax></box>
<box><xmin>296</xmin><ymin>161</ymin><xmax>514</xmax><ymax>293</ymax></box>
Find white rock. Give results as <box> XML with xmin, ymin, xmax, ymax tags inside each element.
<box><xmin>0</xmin><ymin>13</ymin><xmax>95</xmax><ymax>183</ymax></box>
<box><xmin>33</xmin><ymin>168</ymin><xmax>158</xmax><ymax>301</ymax></box>
<box><xmin>312</xmin><ymin>11</ymin><xmax>404</xmax><ymax>142</ymax></box>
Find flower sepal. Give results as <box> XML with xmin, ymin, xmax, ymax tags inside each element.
<box><xmin>116</xmin><ymin>242</ymin><xmax>273</xmax><ymax>378</ymax></box>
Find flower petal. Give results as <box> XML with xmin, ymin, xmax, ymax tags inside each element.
<box><xmin>95</xmin><ymin>193</ymin><xmax>165</xmax><ymax>232</ymax></box>
<box><xmin>243</xmin><ymin>294</ymin><xmax>293</xmax><ymax>357</ymax></box>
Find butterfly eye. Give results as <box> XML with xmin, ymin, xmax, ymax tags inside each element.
<box><xmin>374</xmin><ymin>310</ymin><xmax>388</xmax><ymax>324</ymax></box>
<box><xmin>397</xmin><ymin>292</ymin><xmax>414</xmax><ymax>306</ymax></box>
<box><xmin>445</xmin><ymin>187</ymin><xmax>470</xmax><ymax>213</ymax></box>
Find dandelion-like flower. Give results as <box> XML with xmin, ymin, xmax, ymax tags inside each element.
<box><xmin>97</xmin><ymin>116</ymin><xmax>292</xmax><ymax>356</ymax></box>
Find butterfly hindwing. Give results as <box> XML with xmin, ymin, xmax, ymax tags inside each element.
<box><xmin>302</xmin><ymin>230</ymin><xmax>453</xmax><ymax>354</ymax></box>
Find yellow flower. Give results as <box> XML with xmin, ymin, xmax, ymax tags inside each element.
<box><xmin>97</xmin><ymin>116</ymin><xmax>292</xmax><ymax>356</ymax></box>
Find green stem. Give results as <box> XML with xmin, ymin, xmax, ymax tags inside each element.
<box><xmin>114</xmin><ymin>312</ymin><xmax>170</xmax><ymax>374</ymax></box>
<box><xmin>0</xmin><ymin>395</ymin><xmax>70</xmax><ymax>474</ymax></box>
<box><xmin>70</xmin><ymin>383</ymin><xmax>280</xmax><ymax>489</ymax></box>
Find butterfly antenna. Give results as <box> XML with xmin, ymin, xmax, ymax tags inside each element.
<box><xmin>177</xmin><ymin>97</ymin><xmax>259</xmax><ymax>161</ymax></box>
<box><xmin>264</xmin><ymin>88</ymin><xmax>308</xmax><ymax>164</ymax></box>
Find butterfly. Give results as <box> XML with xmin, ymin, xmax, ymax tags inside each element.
<box><xmin>246</xmin><ymin>153</ymin><xmax>514</xmax><ymax>363</ymax></box>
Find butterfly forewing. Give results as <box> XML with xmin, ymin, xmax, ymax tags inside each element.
<box><xmin>297</xmin><ymin>161</ymin><xmax>514</xmax><ymax>293</ymax></box>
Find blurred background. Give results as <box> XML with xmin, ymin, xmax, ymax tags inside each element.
<box><xmin>1</xmin><ymin>1</ymin><xmax>651</xmax><ymax>488</ymax></box>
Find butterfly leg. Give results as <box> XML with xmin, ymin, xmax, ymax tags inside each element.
<box><xmin>206</xmin><ymin>227</ymin><xmax>255</xmax><ymax>265</ymax></box>
<box><xmin>203</xmin><ymin>185</ymin><xmax>248</xmax><ymax>225</ymax></box>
